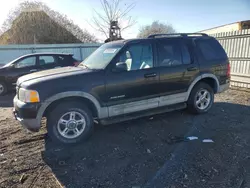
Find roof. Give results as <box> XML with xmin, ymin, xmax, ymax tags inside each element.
<box><xmin>108</xmin><ymin>33</ymin><xmax>209</xmax><ymax>44</ymax></box>
<box><xmin>20</xmin><ymin>53</ymin><xmax>73</xmax><ymax>57</ymax></box>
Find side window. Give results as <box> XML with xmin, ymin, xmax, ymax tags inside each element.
<box><xmin>58</xmin><ymin>55</ymin><xmax>75</xmax><ymax>66</ymax></box>
<box><xmin>157</xmin><ymin>40</ymin><xmax>182</xmax><ymax>67</ymax></box>
<box><xmin>58</xmin><ymin>56</ymin><xmax>68</xmax><ymax>65</ymax></box>
<box><xmin>116</xmin><ymin>43</ymin><xmax>153</xmax><ymax>71</ymax></box>
<box><xmin>39</xmin><ymin>56</ymin><xmax>56</xmax><ymax>65</ymax></box>
<box><xmin>181</xmin><ymin>43</ymin><xmax>191</xmax><ymax>64</ymax></box>
<box><xmin>16</xmin><ymin>56</ymin><xmax>36</xmax><ymax>68</ymax></box>
<box><xmin>197</xmin><ymin>39</ymin><xmax>227</xmax><ymax>61</ymax></box>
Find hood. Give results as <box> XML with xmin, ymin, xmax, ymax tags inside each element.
<box><xmin>17</xmin><ymin>66</ymin><xmax>91</xmax><ymax>86</ymax></box>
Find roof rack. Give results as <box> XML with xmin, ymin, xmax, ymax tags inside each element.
<box><xmin>148</xmin><ymin>33</ymin><xmax>208</xmax><ymax>38</ymax></box>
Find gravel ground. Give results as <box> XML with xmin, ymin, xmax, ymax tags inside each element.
<box><xmin>0</xmin><ymin>89</ymin><xmax>250</xmax><ymax>188</ymax></box>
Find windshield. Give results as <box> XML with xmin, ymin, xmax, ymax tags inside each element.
<box><xmin>2</xmin><ymin>61</ymin><xmax>14</xmax><ymax>68</ymax></box>
<box><xmin>2</xmin><ymin>57</ymin><xmax>22</xmax><ymax>68</ymax></box>
<box><xmin>79</xmin><ymin>43</ymin><xmax>123</xmax><ymax>69</ymax></box>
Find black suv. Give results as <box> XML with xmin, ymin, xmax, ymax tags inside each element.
<box><xmin>0</xmin><ymin>53</ymin><xmax>79</xmax><ymax>95</ymax></box>
<box><xmin>13</xmin><ymin>33</ymin><xmax>230</xmax><ymax>144</ymax></box>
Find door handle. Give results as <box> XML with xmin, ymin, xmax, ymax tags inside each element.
<box><xmin>30</xmin><ymin>69</ymin><xmax>37</xmax><ymax>72</ymax></box>
<box><xmin>144</xmin><ymin>73</ymin><xmax>157</xmax><ymax>78</ymax></box>
<box><xmin>187</xmin><ymin>67</ymin><xmax>198</xmax><ymax>71</ymax></box>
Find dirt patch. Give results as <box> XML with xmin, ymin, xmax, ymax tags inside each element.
<box><xmin>0</xmin><ymin>90</ymin><xmax>250</xmax><ymax>188</ymax></box>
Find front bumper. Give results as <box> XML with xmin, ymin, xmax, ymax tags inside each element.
<box><xmin>13</xmin><ymin>96</ymin><xmax>41</xmax><ymax>132</ymax></box>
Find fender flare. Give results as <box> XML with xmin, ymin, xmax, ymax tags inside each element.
<box><xmin>185</xmin><ymin>74</ymin><xmax>219</xmax><ymax>100</ymax></box>
<box><xmin>36</xmin><ymin>91</ymin><xmax>108</xmax><ymax>125</ymax></box>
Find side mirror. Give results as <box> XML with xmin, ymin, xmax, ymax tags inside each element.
<box><xmin>113</xmin><ymin>62</ymin><xmax>127</xmax><ymax>72</ymax></box>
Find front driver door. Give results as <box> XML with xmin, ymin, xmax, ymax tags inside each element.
<box><xmin>6</xmin><ymin>56</ymin><xmax>38</xmax><ymax>86</ymax></box>
<box><xmin>105</xmin><ymin>41</ymin><xmax>159</xmax><ymax>117</ymax></box>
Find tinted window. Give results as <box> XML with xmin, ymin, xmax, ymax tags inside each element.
<box><xmin>116</xmin><ymin>43</ymin><xmax>153</xmax><ymax>71</ymax></box>
<box><xmin>58</xmin><ymin>55</ymin><xmax>74</xmax><ymax>66</ymax></box>
<box><xmin>39</xmin><ymin>56</ymin><xmax>56</xmax><ymax>65</ymax></box>
<box><xmin>181</xmin><ymin>44</ymin><xmax>191</xmax><ymax>64</ymax></box>
<box><xmin>16</xmin><ymin>56</ymin><xmax>36</xmax><ymax>68</ymax></box>
<box><xmin>197</xmin><ymin>39</ymin><xmax>227</xmax><ymax>61</ymax></box>
<box><xmin>157</xmin><ymin>40</ymin><xmax>182</xmax><ymax>66</ymax></box>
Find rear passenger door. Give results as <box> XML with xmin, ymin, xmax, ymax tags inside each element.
<box><xmin>155</xmin><ymin>38</ymin><xmax>199</xmax><ymax>105</ymax></box>
<box><xmin>38</xmin><ymin>55</ymin><xmax>58</xmax><ymax>70</ymax></box>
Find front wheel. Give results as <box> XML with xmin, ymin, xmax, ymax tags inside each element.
<box><xmin>187</xmin><ymin>82</ymin><xmax>214</xmax><ymax>114</ymax></box>
<box><xmin>47</xmin><ymin>102</ymin><xmax>94</xmax><ymax>144</ymax></box>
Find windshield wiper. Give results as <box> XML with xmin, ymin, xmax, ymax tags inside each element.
<box><xmin>78</xmin><ymin>63</ymin><xmax>89</xmax><ymax>69</ymax></box>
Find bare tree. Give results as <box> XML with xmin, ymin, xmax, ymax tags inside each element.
<box><xmin>0</xmin><ymin>1</ymin><xmax>97</xmax><ymax>44</ymax></box>
<box><xmin>137</xmin><ymin>21</ymin><xmax>176</xmax><ymax>38</ymax></box>
<box><xmin>91</xmin><ymin>0</ymin><xmax>136</xmax><ymax>40</ymax></box>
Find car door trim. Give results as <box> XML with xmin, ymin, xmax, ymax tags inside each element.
<box><xmin>108</xmin><ymin>98</ymin><xmax>159</xmax><ymax>117</ymax></box>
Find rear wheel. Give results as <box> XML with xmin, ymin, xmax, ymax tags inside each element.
<box><xmin>187</xmin><ymin>82</ymin><xmax>214</xmax><ymax>114</ymax></box>
<box><xmin>0</xmin><ymin>81</ymin><xmax>7</xmax><ymax>96</ymax></box>
<box><xmin>47</xmin><ymin>101</ymin><xmax>94</xmax><ymax>144</ymax></box>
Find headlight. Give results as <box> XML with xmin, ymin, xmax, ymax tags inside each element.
<box><xmin>19</xmin><ymin>88</ymin><xmax>40</xmax><ymax>103</ymax></box>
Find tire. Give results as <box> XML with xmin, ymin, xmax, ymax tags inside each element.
<box><xmin>187</xmin><ymin>82</ymin><xmax>214</xmax><ymax>114</ymax></box>
<box><xmin>47</xmin><ymin>101</ymin><xmax>94</xmax><ymax>144</ymax></box>
<box><xmin>0</xmin><ymin>81</ymin><xmax>7</xmax><ymax>96</ymax></box>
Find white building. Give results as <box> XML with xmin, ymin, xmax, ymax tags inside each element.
<box><xmin>199</xmin><ymin>20</ymin><xmax>250</xmax><ymax>34</ymax></box>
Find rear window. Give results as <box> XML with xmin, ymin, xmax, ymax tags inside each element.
<box><xmin>196</xmin><ymin>39</ymin><xmax>227</xmax><ymax>61</ymax></box>
<box><xmin>58</xmin><ymin>55</ymin><xmax>75</xmax><ymax>66</ymax></box>
<box><xmin>39</xmin><ymin>56</ymin><xmax>56</xmax><ymax>65</ymax></box>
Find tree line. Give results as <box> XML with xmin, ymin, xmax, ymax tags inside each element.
<box><xmin>0</xmin><ymin>0</ymin><xmax>175</xmax><ymax>44</ymax></box>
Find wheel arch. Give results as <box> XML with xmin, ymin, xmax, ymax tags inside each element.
<box><xmin>37</xmin><ymin>92</ymin><xmax>108</xmax><ymax>125</ymax></box>
<box><xmin>186</xmin><ymin>74</ymin><xmax>219</xmax><ymax>100</ymax></box>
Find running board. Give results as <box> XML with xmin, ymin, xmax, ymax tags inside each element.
<box><xmin>100</xmin><ymin>103</ymin><xmax>187</xmax><ymax>125</ymax></box>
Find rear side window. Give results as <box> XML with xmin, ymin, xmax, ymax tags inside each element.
<box><xmin>196</xmin><ymin>39</ymin><xmax>227</xmax><ymax>61</ymax></box>
<box><xmin>58</xmin><ymin>55</ymin><xmax>74</xmax><ymax>66</ymax></box>
<box><xmin>39</xmin><ymin>56</ymin><xmax>56</xmax><ymax>65</ymax></box>
<box><xmin>157</xmin><ymin>40</ymin><xmax>182</xmax><ymax>66</ymax></box>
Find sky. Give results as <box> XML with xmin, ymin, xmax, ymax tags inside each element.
<box><xmin>0</xmin><ymin>0</ymin><xmax>249</xmax><ymax>41</ymax></box>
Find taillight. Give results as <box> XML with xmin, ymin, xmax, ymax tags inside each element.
<box><xmin>227</xmin><ymin>63</ymin><xmax>231</xmax><ymax>77</ymax></box>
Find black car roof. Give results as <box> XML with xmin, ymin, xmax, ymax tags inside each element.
<box><xmin>19</xmin><ymin>53</ymin><xmax>73</xmax><ymax>58</ymax></box>
<box><xmin>108</xmin><ymin>33</ymin><xmax>211</xmax><ymax>45</ymax></box>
